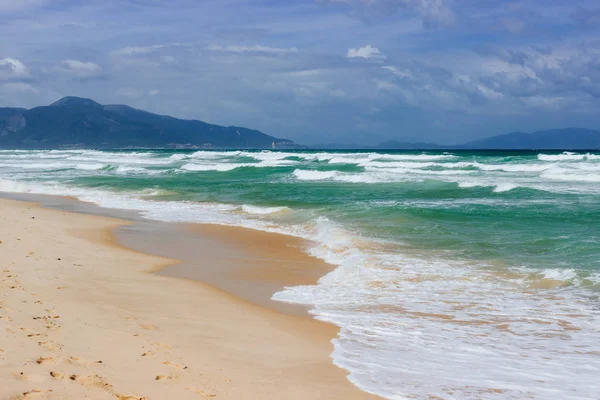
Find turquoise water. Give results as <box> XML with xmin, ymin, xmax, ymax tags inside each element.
<box><xmin>1</xmin><ymin>149</ymin><xmax>599</xmax><ymax>399</ymax></box>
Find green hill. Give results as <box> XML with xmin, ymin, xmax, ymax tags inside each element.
<box><xmin>0</xmin><ymin>96</ymin><xmax>297</xmax><ymax>149</ymax></box>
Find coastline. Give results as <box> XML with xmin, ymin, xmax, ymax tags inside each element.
<box><xmin>118</xmin><ymin>222</ymin><xmax>334</xmax><ymax>317</ymax></box>
<box><xmin>0</xmin><ymin>197</ymin><xmax>377</xmax><ymax>399</ymax></box>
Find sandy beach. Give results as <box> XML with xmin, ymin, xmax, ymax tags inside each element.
<box><xmin>0</xmin><ymin>198</ymin><xmax>376</xmax><ymax>400</ymax></box>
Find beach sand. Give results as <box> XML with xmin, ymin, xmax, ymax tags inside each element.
<box><xmin>0</xmin><ymin>198</ymin><xmax>376</xmax><ymax>400</ymax></box>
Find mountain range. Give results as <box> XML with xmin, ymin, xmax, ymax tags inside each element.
<box><xmin>1</xmin><ymin>97</ymin><xmax>599</xmax><ymax>150</ymax></box>
<box><xmin>0</xmin><ymin>97</ymin><xmax>296</xmax><ymax>149</ymax></box>
<box><xmin>370</xmin><ymin>128</ymin><xmax>600</xmax><ymax>150</ymax></box>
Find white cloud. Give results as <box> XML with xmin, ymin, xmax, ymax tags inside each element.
<box><xmin>0</xmin><ymin>57</ymin><xmax>30</xmax><ymax>79</ymax></box>
<box><xmin>112</xmin><ymin>45</ymin><xmax>167</xmax><ymax>57</ymax></box>
<box><xmin>61</xmin><ymin>59</ymin><xmax>102</xmax><ymax>78</ymax></box>
<box><xmin>110</xmin><ymin>43</ymin><xmax>191</xmax><ymax>70</ymax></box>
<box><xmin>415</xmin><ymin>0</ymin><xmax>456</xmax><ymax>28</ymax></box>
<box><xmin>148</xmin><ymin>89</ymin><xmax>160</xmax><ymax>96</ymax></box>
<box><xmin>347</xmin><ymin>45</ymin><xmax>386</xmax><ymax>60</ymax></box>
<box><xmin>116</xmin><ymin>86</ymin><xmax>143</xmax><ymax>98</ymax></box>
<box><xmin>160</xmin><ymin>55</ymin><xmax>178</xmax><ymax>65</ymax></box>
<box><xmin>320</xmin><ymin>0</ymin><xmax>455</xmax><ymax>28</ymax></box>
<box><xmin>207</xmin><ymin>45</ymin><xmax>298</xmax><ymax>55</ymax></box>
<box><xmin>111</xmin><ymin>43</ymin><xmax>191</xmax><ymax>58</ymax></box>
<box><xmin>382</xmin><ymin>65</ymin><xmax>414</xmax><ymax>79</ymax></box>
<box><xmin>374</xmin><ymin>79</ymin><xmax>398</xmax><ymax>91</ymax></box>
<box><xmin>0</xmin><ymin>82</ymin><xmax>38</xmax><ymax>94</ymax></box>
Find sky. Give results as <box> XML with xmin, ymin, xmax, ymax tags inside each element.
<box><xmin>1</xmin><ymin>0</ymin><xmax>600</xmax><ymax>145</ymax></box>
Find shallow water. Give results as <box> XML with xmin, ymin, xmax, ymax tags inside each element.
<box><xmin>1</xmin><ymin>149</ymin><xmax>599</xmax><ymax>399</ymax></box>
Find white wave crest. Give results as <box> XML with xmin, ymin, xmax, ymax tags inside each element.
<box><xmin>538</xmin><ymin>152</ymin><xmax>600</xmax><ymax>161</ymax></box>
<box><xmin>114</xmin><ymin>165</ymin><xmax>155</xmax><ymax>175</ymax></box>
<box><xmin>75</xmin><ymin>163</ymin><xmax>106</xmax><ymax>171</ymax></box>
<box><xmin>241</xmin><ymin>205</ymin><xmax>290</xmax><ymax>215</ymax></box>
<box><xmin>493</xmin><ymin>183</ymin><xmax>518</xmax><ymax>192</ymax></box>
<box><xmin>168</xmin><ymin>154</ymin><xmax>187</xmax><ymax>161</ymax></box>
<box><xmin>540</xmin><ymin>268</ymin><xmax>579</xmax><ymax>282</ymax></box>
<box><xmin>540</xmin><ymin>168</ymin><xmax>600</xmax><ymax>182</ymax></box>
<box><xmin>293</xmin><ymin>169</ymin><xmax>338</xmax><ymax>180</ymax></box>
<box><xmin>180</xmin><ymin>163</ymin><xmax>243</xmax><ymax>172</ymax></box>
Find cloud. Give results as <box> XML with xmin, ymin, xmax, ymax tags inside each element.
<box><xmin>207</xmin><ymin>45</ymin><xmax>298</xmax><ymax>55</ymax></box>
<box><xmin>60</xmin><ymin>59</ymin><xmax>102</xmax><ymax>79</ymax></box>
<box><xmin>415</xmin><ymin>0</ymin><xmax>456</xmax><ymax>28</ymax></box>
<box><xmin>2</xmin><ymin>0</ymin><xmax>600</xmax><ymax>144</ymax></box>
<box><xmin>160</xmin><ymin>55</ymin><xmax>178</xmax><ymax>65</ymax></box>
<box><xmin>110</xmin><ymin>43</ymin><xmax>192</xmax><ymax>70</ymax></box>
<box><xmin>500</xmin><ymin>17</ymin><xmax>526</xmax><ymax>34</ymax></box>
<box><xmin>0</xmin><ymin>58</ymin><xmax>30</xmax><ymax>79</ymax></box>
<box><xmin>0</xmin><ymin>82</ymin><xmax>38</xmax><ymax>94</ymax></box>
<box><xmin>572</xmin><ymin>6</ymin><xmax>600</xmax><ymax>26</ymax></box>
<box><xmin>380</xmin><ymin>60</ymin><xmax>499</xmax><ymax>110</ymax></box>
<box><xmin>0</xmin><ymin>0</ymin><xmax>47</xmax><ymax>14</ymax></box>
<box><xmin>111</xmin><ymin>43</ymin><xmax>190</xmax><ymax>58</ymax></box>
<box><xmin>347</xmin><ymin>45</ymin><xmax>386</xmax><ymax>60</ymax></box>
<box><xmin>474</xmin><ymin>45</ymin><xmax>529</xmax><ymax>66</ymax></box>
<box><xmin>116</xmin><ymin>86</ymin><xmax>143</xmax><ymax>98</ymax></box>
<box><xmin>382</xmin><ymin>65</ymin><xmax>414</xmax><ymax>79</ymax></box>
<box><xmin>320</xmin><ymin>0</ymin><xmax>456</xmax><ymax>28</ymax></box>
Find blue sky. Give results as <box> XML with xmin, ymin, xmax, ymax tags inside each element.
<box><xmin>1</xmin><ymin>0</ymin><xmax>600</xmax><ymax>145</ymax></box>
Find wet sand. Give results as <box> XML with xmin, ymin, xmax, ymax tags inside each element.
<box><xmin>0</xmin><ymin>197</ymin><xmax>377</xmax><ymax>399</ymax></box>
<box><xmin>117</xmin><ymin>222</ymin><xmax>333</xmax><ymax>317</ymax></box>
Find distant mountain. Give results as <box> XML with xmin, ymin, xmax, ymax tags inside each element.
<box><xmin>2</xmin><ymin>98</ymin><xmax>599</xmax><ymax>150</ymax></box>
<box><xmin>362</xmin><ymin>128</ymin><xmax>600</xmax><ymax>150</ymax></box>
<box><xmin>0</xmin><ymin>96</ymin><xmax>298</xmax><ymax>149</ymax></box>
<box><xmin>459</xmin><ymin>128</ymin><xmax>600</xmax><ymax>150</ymax></box>
<box><xmin>309</xmin><ymin>142</ymin><xmax>370</xmax><ymax>150</ymax></box>
<box><xmin>373</xmin><ymin>140</ymin><xmax>442</xmax><ymax>150</ymax></box>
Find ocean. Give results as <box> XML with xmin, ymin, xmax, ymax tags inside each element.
<box><xmin>1</xmin><ymin>149</ymin><xmax>599</xmax><ymax>399</ymax></box>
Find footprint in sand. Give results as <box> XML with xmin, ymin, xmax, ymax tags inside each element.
<box><xmin>21</xmin><ymin>328</ymin><xmax>46</xmax><ymax>338</ymax></box>
<box><xmin>36</xmin><ymin>356</ymin><xmax>57</xmax><ymax>365</ymax></box>
<box><xmin>11</xmin><ymin>371</ymin><xmax>28</xmax><ymax>381</ymax></box>
<box><xmin>162</xmin><ymin>360</ymin><xmax>187</xmax><ymax>369</ymax></box>
<box><xmin>49</xmin><ymin>371</ymin><xmax>64</xmax><ymax>379</ymax></box>
<box><xmin>14</xmin><ymin>371</ymin><xmax>56</xmax><ymax>384</ymax></box>
<box><xmin>10</xmin><ymin>389</ymin><xmax>53</xmax><ymax>399</ymax></box>
<box><xmin>66</xmin><ymin>356</ymin><xmax>103</xmax><ymax>366</ymax></box>
<box><xmin>44</xmin><ymin>321</ymin><xmax>60</xmax><ymax>331</ymax></box>
<box><xmin>38</xmin><ymin>341</ymin><xmax>62</xmax><ymax>351</ymax></box>
<box><xmin>69</xmin><ymin>374</ymin><xmax>113</xmax><ymax>391</ymax></box>
<box><xmin>49</xmin><ymin>371</ymin><xmax>115</xmax><ymax>394</ymax></box>
<box><xmin>151</xmin><ymin>341</ymin><xmax>172</xmax><ymax>349</ymax></box>
<box><xmin>186</xmin><ymin>387</ymin><xmax>217</xmax><ymax>398</ymax></box>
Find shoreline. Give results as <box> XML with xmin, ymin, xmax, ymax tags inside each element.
<box><xmin>117</xmin><ymin>221</ymin><xmax>334</xmax><ymax>318</ymax></box>
<box><xmin>0</xmin><ymin>196</ymin><xmax>377</xmax><ymax>399</ymax></box>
